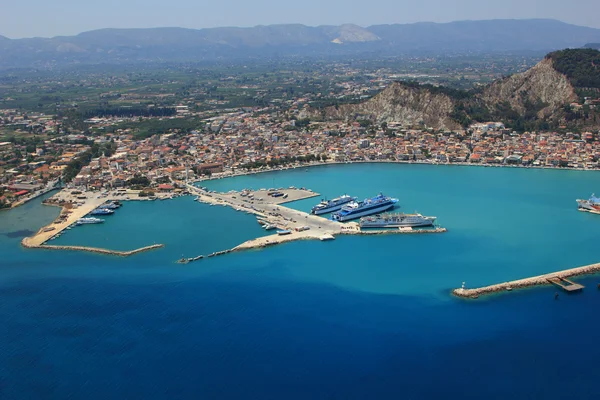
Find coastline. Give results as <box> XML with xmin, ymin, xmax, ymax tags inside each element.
<box><xmin>193</xmin><ymin>159</ymin><xmax>600</xmax><ymax>184</ymax></box>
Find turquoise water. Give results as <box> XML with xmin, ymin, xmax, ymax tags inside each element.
<box><xmin>2</xmin><ymin>164</ymin><xmax>600</xmax><ymax>399</ymax></box>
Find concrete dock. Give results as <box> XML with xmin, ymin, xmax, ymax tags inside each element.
<box><xmin>22</xmin><ymin>189</ymin><xmax>170</xmax><ymax>254</ymax></box>
<box><xmin>453</xmin><ymin>262</ymin><xmax>600</xmax><ymax>299</ymax></box>
<box><xmin>179</xmin><ymin>183</ymin><xmax>446</xmax><ymax>263</ymax></box>
<box><xmin>22</xmin><ymin>197</ymin><xmax>109</xmax><ymax>247</ymax></box>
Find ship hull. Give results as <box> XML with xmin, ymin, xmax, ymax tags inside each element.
<box><xmin>311</xmin><ymin>197</ymin><xmax>356</xmax><ymax>215</ymax></box>
<box><xmin>312</xmin><ymin>203</ymin><xmax>348</xmax><ymax>215</ymax></box>
<box><xmin>334</xmin><ymin>203</ymin><xmax>396</xmax><ymax>222</ymax></box>
<box><xmin>360</xmin><ymin>218</ymin><xmax>435</xmax><ymax>228</ymax></box>
<box><xmin>577</xmin><ymin>199</ymin><xmax>600</xmax><ymax>211</ymax></box>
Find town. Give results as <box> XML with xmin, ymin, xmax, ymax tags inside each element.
<box><xmin>2</xmin><ymin>104</ymin><xmax>600</xmax><ymax>208</ymax></box>
<box><xmin>1</xmin><ymin>54</ymin><xmax>599</xmax><ymax>208</ymax></box>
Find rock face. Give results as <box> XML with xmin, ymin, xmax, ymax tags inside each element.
<box><xmin>327</xmin><ymin>24</ymin><xmax>380</xmax><ymax>43</ymax></box>
<box><xmin>481</xmin><ymin>57</ymin><xmax>578</xmax><ymax>117</ymax></box>
<box><xmin>322</xmin><ymin>82</ymin><xmax>461</xmax><ymax>130</ymax></box>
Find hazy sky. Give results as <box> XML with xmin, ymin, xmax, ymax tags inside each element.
<box><xmin>2</xmin><ymin>0</ymin><xmax>600</xmax><ymax>38</ymax></box>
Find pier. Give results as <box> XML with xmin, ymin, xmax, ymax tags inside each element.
<box><xmin>178</xmin><ymin>183</ymin><xmax>447</xmax><ymax>263</ymax></box>
<box><xmin>453</xmin><ymin>262</ymin><xmax>600</xmax><ymax>299</ymax></box>
<box><xmin>22</xmin><ymin>197</ymin><xmax>111</xmax><ymax>247</ymax></box>
<box><xmin>547</xmin><ymin>277</ymin><xmax>585</xmax><ymax>293</ymax></box>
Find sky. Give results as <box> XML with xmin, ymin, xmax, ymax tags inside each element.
<box><xmin>2</xmin><ymin>0</ymin><xmax>600</xmax><ymax>39</ymax></box>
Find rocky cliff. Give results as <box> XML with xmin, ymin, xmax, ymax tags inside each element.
<box><xmin>320</xmin><ymin>82</ymin><xmax>461</xmax><ymax>130</ymax></box>
<box><xmin>481</xmin><ymin>58</ymin><xmax>578</xmax><ymax>118</ymax></box>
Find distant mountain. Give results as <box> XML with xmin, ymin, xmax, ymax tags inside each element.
<box><xmin>2</xmin><ymin>19</ymin><xmax>600</xmax><ymax>68</ymax></box>
<box><xmin>369</xmin><ymin>19</ymin><xmax>600</xmax><ymax>52</ymax></box>
<box><xmin>312</xmin><ymin>49</ymin><xmax>600</xmax><ymax>131</ymax></box>
<box><xmin>584</xmin><ymin>43</ymin><xmax>600</xmax><ymax>50</ymax></box>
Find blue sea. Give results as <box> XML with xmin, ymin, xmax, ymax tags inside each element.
<box><xmin>2</xmin><ymin>163</ymin><xmax>600</xmax><ymax>399</ymax></box>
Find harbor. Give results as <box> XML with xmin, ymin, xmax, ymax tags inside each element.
<box><xmin>178</xmin><ymin>184</ymin><xmax>446</xmax><ymax>263</ymax></box>
<box><xmin>21</xmin><ymin>188</ymin><xmax>173</xmax><ymax>253</ymax></box>
<box><xmin>21</xmin><ymin>173</ymin><xmax>446</xmax><ymax>260</ymax></box>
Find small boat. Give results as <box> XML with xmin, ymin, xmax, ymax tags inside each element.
<box><xmin>76</xmin><ymin>217</ymin><xmax>105</xmax><ymax>225</ymax></box>
<box><xmin>277</xmin><ymin>229</ymin><xmax>292</xmax><ymax>236</ymax></box>
<box><xmin>264</xmin><ymin>224</ymin><xmax>276</xmax><ymax>230</ymax></box>
<box><xmin>89</xmin><ymin>208</ymin><xmax>114</xmax><ymax>216</ymax></box>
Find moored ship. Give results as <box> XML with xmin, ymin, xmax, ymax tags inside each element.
<box><xmin>359</xmin><ymin>213</ymin><xmax>436</xmax><ymax>228</ymax></box>
<box><xmin>577</xmin><ymin>194</ymin><xmax>600</xmax><ymax>212</ymax></box>
<box><xmin>332</xmin><ymin>193</ymin><xmax>398</xmax><ymax>222</ymax></box>
<box><xmin>76</xmin><ymin>217</ymin><xmax>105</xmax><ymax>225</ymax></box>
<box><xmin>89</xmin><ymin>208</ymin><xmax>114</xmax><ymax>216</ymax></box>
<box><xmin>101</xmin><ymin>201</ymin><xmax>121</xmax><ymax>210</ymax></box>
<box><xmin>311</xmin><ymin>195</ymin><xmax>357</xmax><ymax>215</ymax></box>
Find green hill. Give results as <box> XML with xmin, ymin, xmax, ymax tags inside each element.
<box><xmin>547</xmin><ymin>48</ymin><xmax>600</xmax><ymax>88</ymax></box>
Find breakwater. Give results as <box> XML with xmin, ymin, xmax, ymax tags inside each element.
<box><xmin>177</xmin><ymin>227</ymin><xmax>447</xmax><ymax>264</ymax></box>
<box><xmin>453</xmin><ymin>262</ymin><xmax>600</xmax><ymax>299</ymax></box>
<box><xmin>22</xmin><ymin>242</ymin><xmax>164</xmax><ymax>257</ymax></box>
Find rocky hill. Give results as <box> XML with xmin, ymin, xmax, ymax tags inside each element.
<box><xmin>314</xmin><ymin>49</ymin><xmax>600</xmax><ymax>131</ymax></box>
<box><xmin>319</xmin><ymin>82</ymin><xmax>462</xmax><ymax>130</ymax></box>
<box><xmin>481</xmin><ymin>57</ymin><xmax>578</xmax><ymax>118</ymax></box>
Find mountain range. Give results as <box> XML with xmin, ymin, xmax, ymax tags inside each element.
<box><xmin>2</xmin><ymin>19</ymin><xmax>600</xmax><ymax>69</ymax></box>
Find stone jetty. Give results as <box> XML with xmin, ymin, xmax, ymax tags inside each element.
<box><xmin>22</xmin><ymin>242</ymin><xmax>164</xmax><ymax>256</ymax></box>
<box><xmin>453</xmin><ymin>262</ymin><xmax>600</xmax><ymax>299</ymax></box>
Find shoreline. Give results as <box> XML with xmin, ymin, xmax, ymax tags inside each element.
<box><xmin>194</xmin><ymin>159</ymin><xmax>600</xmax><ymax>184</ymax></box>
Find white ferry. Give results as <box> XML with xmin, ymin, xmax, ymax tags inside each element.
<box><xmin>332</xmin><ymin>193</ymin><xmax>398</xmax><ymax>222</ymax></box>
<box><xmin>311</xmin><ymin>195</ymin><xmax>357</xmax><ymax>215</ymax></box>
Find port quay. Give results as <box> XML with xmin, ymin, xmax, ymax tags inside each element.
<box><xmin>182</xmin><ymin>184</ymin><xmax>446</xmax><ymax>261</ymax></box>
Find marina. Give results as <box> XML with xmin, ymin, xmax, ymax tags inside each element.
<box><xmin>21</xmin><ymin>190</ymin><xmax>172</xmax><ymax>251</ymax></box>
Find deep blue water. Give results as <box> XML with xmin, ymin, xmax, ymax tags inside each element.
<box><xmin>2</xmin><ymin>164</ymin><xmax>600</xmax><ymax>399</ymax></box>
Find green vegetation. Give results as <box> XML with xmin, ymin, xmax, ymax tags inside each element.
<box><xmin>126</xmin><ymin>175</ymin><xmax>150</xmax><ymax>187</ymax></box>
<box><xmin>62</xmin><ymin>142</ymin><xmax>117</xmax><ymax>182</ymax></box>
<box><xmin>549</xmin><ymin>49</ymin><xmax>600</xmax><ymax>89</ymax></box>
